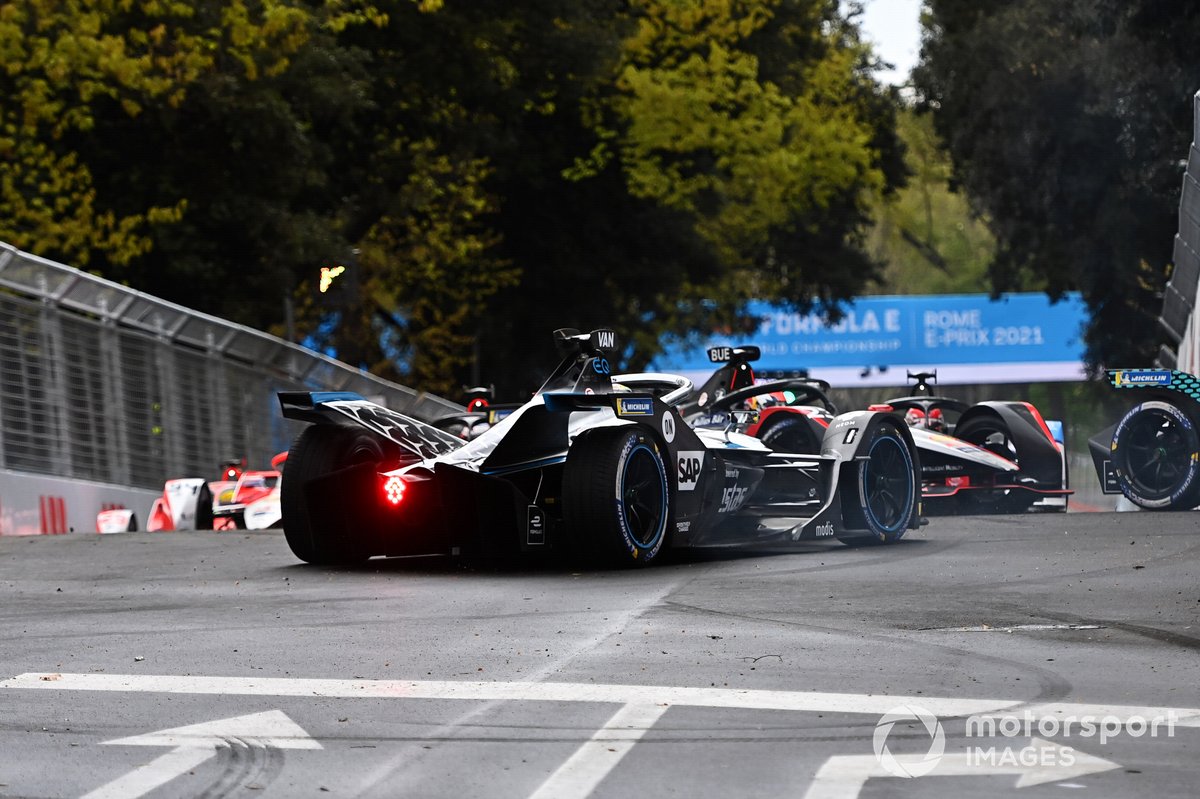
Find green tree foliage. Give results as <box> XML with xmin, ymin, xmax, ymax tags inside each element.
<box><xmin>866</xmin><ymin>107</ymin><xmax>993</xmax><ymax>295</ymax></box>
<box><xmin>3</xmin><ymin>0</ymin><xmax>907</xmax><ymax>399</ymax></box>
<box><xmin>913</xmin><ymin>0</ymin><xmax>1198</xmax><ymax>368</ymax></box>
<box><xmin>554</xmin><ymin>0</ymin><xmax>908</xmax><ymax>379</ymax></box>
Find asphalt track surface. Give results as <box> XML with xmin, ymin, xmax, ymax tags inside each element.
<box><xmin>1</xmin><ymin>510</ymin><xmax>1198</xmax><ymax>798</ymax></box>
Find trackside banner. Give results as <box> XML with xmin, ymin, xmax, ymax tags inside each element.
<box><xmin>652</xmin><ymin>293</ymin><xmax>1088</xmax><ymax>384</ymax></box>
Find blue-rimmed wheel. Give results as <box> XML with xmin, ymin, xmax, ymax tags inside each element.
<box><xmin>841</xmin><ymin>421</ymin><xmax>916</xmax><ymax>544</ymax></box>
<box><xmin>564</xmin><ymin>427</ymin><xmax>670</xmax><ymax>567</ymax></box>
<box><xmin>1112</xmin><ymin>400</ymin><xmax>1200</xmax><ymax>510</ymax></box>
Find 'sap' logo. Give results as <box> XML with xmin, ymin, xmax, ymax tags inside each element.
<box><xmin>677</xmin><ymin>451</ymin><xmax>703</xmax><ymax>491</ymax></box>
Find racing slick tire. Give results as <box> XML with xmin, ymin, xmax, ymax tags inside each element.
<box><xmin>1110</xmin><ymin>400</ymin><xmax>1200</xmax><ymax>510</ymax></box>
<box><xmin>953</xmin><ymin>414</ymin><xmax>1035</xmax><ymax>514</ymax></box>
<box><xmin>758</xmin><ymin>415</ymin><xmax>820</xmax><ymax>454</ymax></box>
<box><xmin>281</xmin><ymin>424</ymin><xmax>384</xmax><ymax>564</ymax></box>
<box><xmin>563</xmin><ymin>426</ymin><xmax>670</xmax><ymax>567</ymax></box>
<box><xmin>194</xmin><ymin>484</ymin><xmax>214</xmax><ymax>531</ymax></box>
<box><xmin>839</xmin><ymin>420</ymin><xmax>916</xmax><ymax>546</ymax></box>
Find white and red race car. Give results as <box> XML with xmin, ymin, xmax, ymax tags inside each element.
<box><xmin>96</xmin><ymin>453</ymin><xmax>286</xmax><ymax>533</ymax></box>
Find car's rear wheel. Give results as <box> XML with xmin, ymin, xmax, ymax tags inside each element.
<box><xmin>840</xmin><ymin>421</ymin><xmax>915</xmax><ymax>545</ymax></box>
<box><xmin>563</xmin><ymin>427</ymin><xmax>670</xmax><ymax>567</ymax></box>
<box><xmin>281</xmin><ymin>424</ymin><xmax>384</xmax><ymax>564</ymax></box>
<box><xmin>954</xmin><ymin>415</ymin><xmax>1034</xmax><ymax>514</ymax></box>
<box><xmin>1112</xmin><ymin>400</ymin><xmax>1200</xmax><ymax>510</ymax></box>
<box><xmin>758</xmin><ymin>415</ymin><xmax>820</xmax><ymax>454</ymax></box>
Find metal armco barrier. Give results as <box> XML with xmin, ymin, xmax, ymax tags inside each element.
<box><xmin>0</xmin><ymin>242</ymin><xmax>459</xmax><ymax>534</ymax></box>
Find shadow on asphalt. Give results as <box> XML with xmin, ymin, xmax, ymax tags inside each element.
<box><xmin>273</xmin><ymin>536</ymin><xmax>931</xmax><ymax>579</ymax></box>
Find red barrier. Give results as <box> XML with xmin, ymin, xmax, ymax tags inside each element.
<box><xmin>39</xmin><ymin>495</ymin><xmax>68</xmax><ymax>534</ymax></box>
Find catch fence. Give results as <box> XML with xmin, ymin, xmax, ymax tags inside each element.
<box><xmin>0</xmin><ymin>242</ymin><xmax>457</xmax><ymax>491</ymax></box>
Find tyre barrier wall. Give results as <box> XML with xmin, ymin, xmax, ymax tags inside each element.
<box><xmin>0</xmin><ymin>469</ymin><xmax>159</xmax><ymax>535</ymax></box>
<box><xmin>0</xmin><ymin>242</ymin><xmax>460</xmax><ymax>531</ymax></box>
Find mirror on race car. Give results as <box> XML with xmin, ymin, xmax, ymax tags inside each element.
<box><xmin>589</xmin><ymin>328</ymin><xmax>617</xmax><ymax>352</ymax></box>
<box><xmin>553</xmin><ymin>328</ymin><xmax>617</xmax><ymax>355</ymax></box>
<box><xmin>708</xmin><ymin>345</ymin><xmax>761</xmax><ymax>363</ymax></box>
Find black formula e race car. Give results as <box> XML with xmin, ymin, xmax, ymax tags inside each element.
<box><xmin>277</xmin><ymin>329</ymin><xmax>922</xmax><ymax>567</ymax></box>
<box><xmin>682</xmin><ymin>347</ymin><xmax>1070</xmax><ymax>514</ymax></box>
<box><xmin>1089</xmin><ymin>368</ymin><xmax>1200</xmax><ymax>510</ymax></box>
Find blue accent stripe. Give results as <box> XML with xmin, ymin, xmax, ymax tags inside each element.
<box><xmin>310</xmin><ymin>391</ymin><xmax>366</xmax><ymax>405</ymax></box>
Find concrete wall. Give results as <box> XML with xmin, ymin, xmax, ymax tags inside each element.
<box><xmin>0</xmin><ymin>469</ymin><xmax>160</xmax><ymax>535</ymax></box>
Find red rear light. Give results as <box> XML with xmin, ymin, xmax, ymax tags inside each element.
<box><xmin>383</xmin><ymin>475</ymin><xmax>405</xmax><ymax>505</ymax></box>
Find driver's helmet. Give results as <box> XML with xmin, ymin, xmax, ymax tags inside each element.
<box><xmin>743</xmin><ymin>390</ymin><xmax>792</xmax><ymax>411</ymax></box>
<box><xmin>902</xmin><ymin>406</ymin><xmax>947</xmax><ymax>432</ymax></box>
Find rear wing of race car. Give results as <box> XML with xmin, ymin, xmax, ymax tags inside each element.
<box><xmin>278</xmin><ymin>391</ymin><xmax>463</xmax><ymax>460</ymax></box>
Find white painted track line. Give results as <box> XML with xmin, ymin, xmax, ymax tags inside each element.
<box><xmin>81</xmin><ymin>745</ymin><xmax>215</xmax><ymax>799</ymax></box>
<box><xmin>8</xmin><ymin>672</ymin><xmax>1200</xmax><ymax>726</ymax></box>
<box><xmin>527</xmin><ymin>703</ymin><xmax>669</xmax><ymax>799</ymax></box>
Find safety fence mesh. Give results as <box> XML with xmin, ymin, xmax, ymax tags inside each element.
<box><xmin>0</xmin><ymin>244</ymin><xmax>458</xmax><ymax>490</ymax></box>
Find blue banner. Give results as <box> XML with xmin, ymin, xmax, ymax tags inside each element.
<box><xmin>652</xmin><ymin>293</ymin><xmax>1087</xmax><ymax>372</ymax></box>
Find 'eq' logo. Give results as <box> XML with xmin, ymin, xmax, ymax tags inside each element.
<box><xmin>677</xmin><ymin>452</ymin><xmax>703</xmax><ymax>491</ymax></box>
<box><xmin>591</xmin><ymin>358</ymin><xmax>610</xmax><ymax>375</ymax></box>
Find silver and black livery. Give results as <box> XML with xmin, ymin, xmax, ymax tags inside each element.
<box><xmin>277</xmin><ymin>329</ymin><xmax>922</xmax><ymax>567</ymax></box>
<box><xmin>683</xmin><ymin>349</ymin><xmax>1070</xmax><ymax>514</ymax></box>
<box><xmin>1089</xmin><ymin>368</ymin><xmax>1200</xmax><ymax>510</ymax></box>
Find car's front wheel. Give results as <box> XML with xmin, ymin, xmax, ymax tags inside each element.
<box><xmin>758</xmin><ymin>414</ymin><xmax>820</xmax><ymax>454</ymax></box>
<box><xmin>1111</xmin><ymin>400</ymin><xmax>1200</xmax><ymax>510</ymax></box>
<box><xmin>840</xmin><ymin>420</ymin><xmax>916</xmax><ymax>545</ymax></box>
<box><xmin>953</xmin><ymin>414</ymin><xmax>1035</xmax><ymax>514</ymax></box>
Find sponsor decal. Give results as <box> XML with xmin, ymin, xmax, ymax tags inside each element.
<box><xmin>676</xmin><ymin>520</ymin><xmax>691</xmax><ymax>532</ymax></box>
<box><xmin>698</xmin><ymin>391</ymin><xmax>709</xmax><ymax>407</ymax></box>
<box><xmin>718</xmin><ymin>485</ymin><xmax>750</xmax><ymax>513</ymax></box>
<box><xmin>677</xmin><ymin>451</ymin><xmax>704</xmax><ymax>491</ymax></box>
<box><xmin>1114</xmin><ymin>370</ymin><xmax>1172</xmax><ymax>386</ymax></box>
<box><xmin>661</xmin><ymin>412</ymin><xmax>677</xmax><ymax>443</ymax></box>
<box><xmin>526</xmin><ymin>505</ymin><xmax>546</xmax><ymax>546</ymax></box>
<box><xmin>1101</xmin><ymin>460</ymin><xmax>1121</xmax><ymax>493</ymax></box>
<box><xmin>591</xmin><ymin>357</ymin><xmax>611</xmax><ymax>375</ymax></box>
<box><xmin>616</xmin><ymin>397</ymin><xmax>654</xmax><ymax>416</ymax></box>
<box><xmin>692</xmin><ymin>412</ymin><xmax>727</xmax><ymax>428</ymax></box>
<box><xmin>843</xmin><ymin>428</ymin><xmax>858</xmax><ymax>445</ymax></box>
<box><xmin>815</xmin><ymin>521</ymin><xmax>835</xmax><ymax>537</ymax></box>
